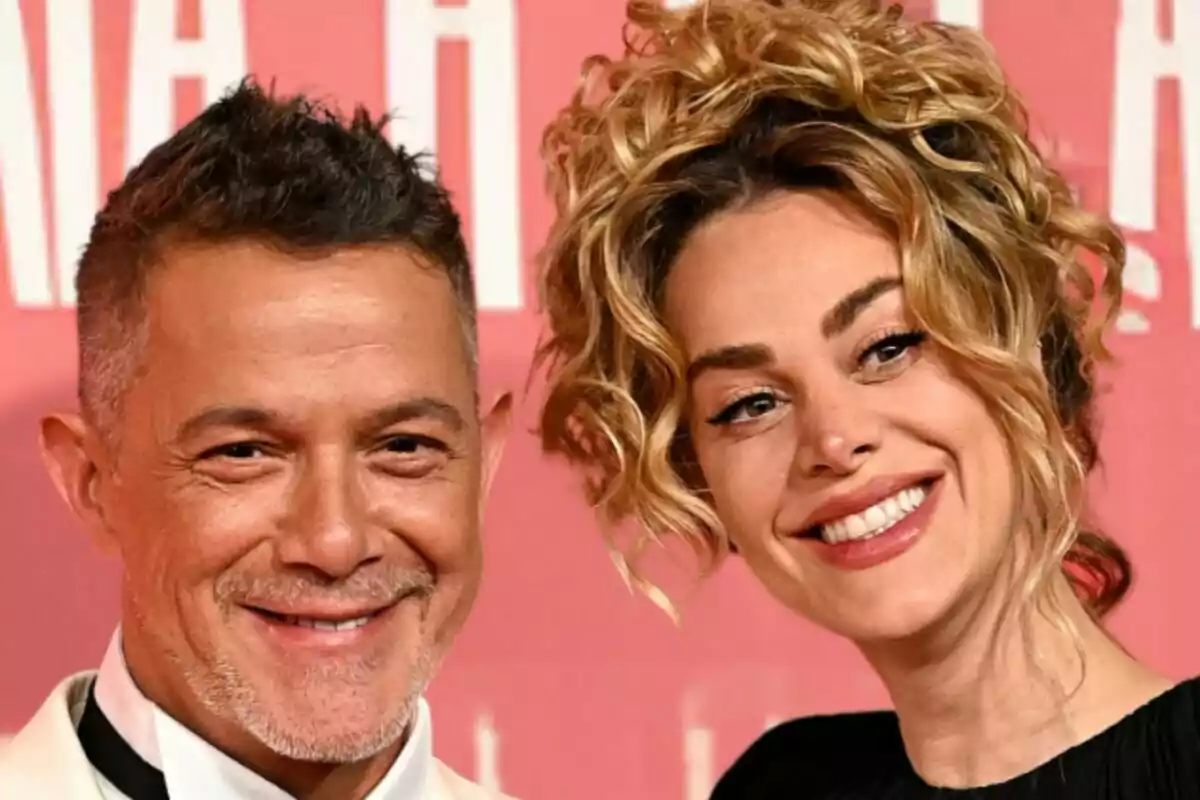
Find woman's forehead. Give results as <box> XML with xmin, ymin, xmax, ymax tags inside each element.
<box><xmin>662</xmin><ymin>191</ymin><xmax>903</xmax><ymax>345</ymax></box>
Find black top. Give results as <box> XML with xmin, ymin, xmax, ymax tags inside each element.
<box><xmin>711</xmin><ymin>677</ymin><xmax>1200</xmax><ymax>799</ymax></box>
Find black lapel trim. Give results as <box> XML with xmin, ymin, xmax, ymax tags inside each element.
<box><xmin>77</xmin><ymin>682</ymin><xmax>170</xmax><ymax>800</ymax></box>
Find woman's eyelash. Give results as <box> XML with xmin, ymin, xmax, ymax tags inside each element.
<box><xmin>858</xmin><ymin>330</ymin><xmax>927</xmax><ymax>365</ymax></box>
<box><xmin>706</xmin><ymin>391</ymin><xmax>779</xmax><ymax>426</ymax></box>
<box><xmin>703</xmin><ymin>331</ymin><xmax>926</xmax><ymax>427</ymax></box>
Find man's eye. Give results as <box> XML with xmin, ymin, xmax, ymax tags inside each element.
<box><xmin>383</xmin><ymin>435</ymin><xmax>446</xmax><ymax>455</ymax></box>
<box><xmin>201</xmin><ymin>442</ymin><xmax>267</xmax><ymax>460</ymax></box>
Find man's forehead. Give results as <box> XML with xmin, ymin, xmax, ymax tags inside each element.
<box><xmin>126</xmin><ymin>241</ymin><xmax>478</xmax><ymax>422</ymax></box>
<box><xmin>149</xmin><ymin>239</ymin><xmax>453</xmax><ymax>314</ymax></box>
<box><xmin>141</xmin><ymin>241</ymin><xmax>459</xmax><ymax>348</ymax></box>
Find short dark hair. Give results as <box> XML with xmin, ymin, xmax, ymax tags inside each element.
<box><xmin>76</xmin><ymin>77</ymin><xmax>475</xmax><ymax>434</ymax></box>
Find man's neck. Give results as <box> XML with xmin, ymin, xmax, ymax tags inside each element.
<box><xmin>859</xmin><ymin>576</ymin><xmax>1171</xmax><ymax>788</ymax></box>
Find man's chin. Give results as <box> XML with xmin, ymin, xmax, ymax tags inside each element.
<box><xmin>193</xmin><ymin>654</ymin><xmax>427</xmax><ymax>763</ymax></box>
<box><xmin>213</xmin><ymin>677</ymin><xmax>414</xmax><ymax>761</ymax></box>
<box><xmin>246</xmin><ymin>708</ymin><xmax>411</xmax><ymax>763</ymax></box>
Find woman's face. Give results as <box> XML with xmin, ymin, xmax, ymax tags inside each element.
<box><xmin>663</xmin><ymin>189</ymin><xmax>1017</xmax><ymax>643</ymax></box>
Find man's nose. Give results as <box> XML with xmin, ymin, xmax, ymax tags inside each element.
<box><xmin>276</xmin><ymin>449</ymin><xmax>378</xmax><ymax>579</ymax></box>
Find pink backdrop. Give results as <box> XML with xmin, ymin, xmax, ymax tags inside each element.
<box><xmin>1</xmin><ymin>1</ymin><xmax>1197</xmax><ymax>797</ymax></box>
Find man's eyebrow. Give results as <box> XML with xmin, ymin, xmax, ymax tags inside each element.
<box><xmin>175</xmin><ymin>406</ymin><xmax>278</xmax><ymax>441</ymax></box>
<box><xmin>358</xmin><ymin>397</ymin><xmax>467</xmax><ymax>434</ymax></box>
<box><xmin>174</xmin><ymin>397</ymin><xmax>468</xmax><ymax>442</ymax></box>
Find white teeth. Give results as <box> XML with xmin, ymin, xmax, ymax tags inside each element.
<box><xmin>281</xmin><ymin>615</ymin><xmax>373</xmax><ymax>631</ymax></box>
<box><xmin>864</xmin><ymin>505</ymin><xmax>887</xmax><ymax>530</ymax></box>
<box><xmin>820</xmin><ymin>484</ymin><xmax>928</xmax><ymax>545</ymax></box>
<box><xmin>844</xmin><ymin>514</ymin><xmax>868</xmax><ymax>538</ymax></box>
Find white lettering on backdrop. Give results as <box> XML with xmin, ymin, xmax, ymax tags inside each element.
<box><xmin>473</xmin><ymin>711</ymin><xmax>505</xmax><ymax>791</ymax></box>
<box><xmin>2</xmin><ymin>0</ymin><xmax>246</xmax><ymax>307</ymax></box>
<box><xmin>3</xmin><ymin>0</ymin><xmax>525</xmax><ymax>312</ymax></box>
<box><xmin>385</xmin><ymin>0</ymin><xmax>523</xmax><ymax>311</ymax></box>
<box><xmin>126</xmin><ymin>0</ymin><xmax>248</xmax><ymax>172</ymax></box>
<box><xmin>47</xmin><ymin>0</ymin><xmax>100</xmax><ymax>307</ymax></box>
<box><xmin>0</xmin><ymin>0</ymin><xmax>52</xmax><ymax>306</ymax></box>
<box><xmin>1111</xmin><ymin>0</ymin><xmax>1198</xmax><ymax>330</ymax></box>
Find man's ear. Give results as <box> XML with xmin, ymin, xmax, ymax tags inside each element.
<box><xmin>478</xmin><ymin>392</ymin><xmax>514</xmax><ymax>504</ymax></box>
<box><xmin>39</xmin><ymin>413</ymin><xmax>118</xmax><ymax>555</ymax></box>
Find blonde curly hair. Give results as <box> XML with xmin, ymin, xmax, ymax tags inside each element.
<box><xmin>536</xmin><ymin>0</ymin><xmax>1129</xmax><ymax>619</ymax></box>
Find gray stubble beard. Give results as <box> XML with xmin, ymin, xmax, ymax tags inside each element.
<box><xmin>188</xmin><ymin>640</ymin><xmax>437</xmax><ymax>763</ymax></box>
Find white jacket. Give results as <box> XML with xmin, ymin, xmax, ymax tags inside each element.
<box><xmin>0</xmin><ymin>673</ymin><xmax>513</xmax><ymax>800</ymax></box>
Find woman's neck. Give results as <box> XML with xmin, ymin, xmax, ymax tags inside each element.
<box><xmin>859</xmin><ymin>576</ymin><xmax>1172</xmax><ymax>789</ymax></box>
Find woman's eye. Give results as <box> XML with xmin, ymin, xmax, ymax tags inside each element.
<box><xmin>706</xmin><ymin>391</ymin><xmax>782</xmax><ymax>426</ymax></box>
<box><xmin>858</xmin><ymin>330</ymin><xmax>927</xmax><ymax>374</ymax></box>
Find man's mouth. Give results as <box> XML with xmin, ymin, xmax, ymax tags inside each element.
<box><xmin>243</xmin><ymin>603</ymin><xmax>398</xmax><ymax>633</ymax></box>
<box><xmin>251</xmin><ymin>609</ymin><xmax>380</xmax><ymax>631</ymax></box>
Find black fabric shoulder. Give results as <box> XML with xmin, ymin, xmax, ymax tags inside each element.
<box><xmin>710</xmin><ymin>678</ymin><xmax>1200</xmax><ymax>800</ymax></box>
<box><xmin>710</xmin><ymin>710</ymin><xmax>907</xmax><ymax>799</ymax></box>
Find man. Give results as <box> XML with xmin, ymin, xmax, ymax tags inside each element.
<box><xmin>0</xmin><ymin>80</ymin><xmax>514</xmax><ymax>800</ymax></box>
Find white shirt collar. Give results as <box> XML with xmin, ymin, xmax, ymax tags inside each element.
<box><xmin>92</xmin><ymin>630</ymin><xmax>433</xmax><ymax>799</ymax></box>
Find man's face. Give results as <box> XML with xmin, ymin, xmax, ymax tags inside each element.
<box><xmin>46</xmin><ymin>241</ymin><xmax>507</xmax><ymax>763</ymax></box>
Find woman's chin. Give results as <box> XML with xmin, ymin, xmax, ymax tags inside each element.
<box><xmin>799</xmin><ymin>582</ymin><xmax>965</xmax><ymax>647</ymax></box>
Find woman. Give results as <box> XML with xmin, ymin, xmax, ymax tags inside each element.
<box><xmin>535</xmin><ymin>1</ymin><xmax>1199</xmax><ymax>797</ymax></box>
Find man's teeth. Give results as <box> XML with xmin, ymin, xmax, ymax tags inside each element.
<box><xmin>820</xmin><ymin>485</ymin><xmax>928</xmax><ymax>545</ymax></box>
<box><xmin>280</xmin><ymin>614</ymin><xmax>373</xmax><ymax>631</ymax></box>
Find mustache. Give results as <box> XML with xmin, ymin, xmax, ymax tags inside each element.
<box><xmin>215</xmin><ymin>564</ymin><xmax>435</xmax><ymax>609</ymax></box>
